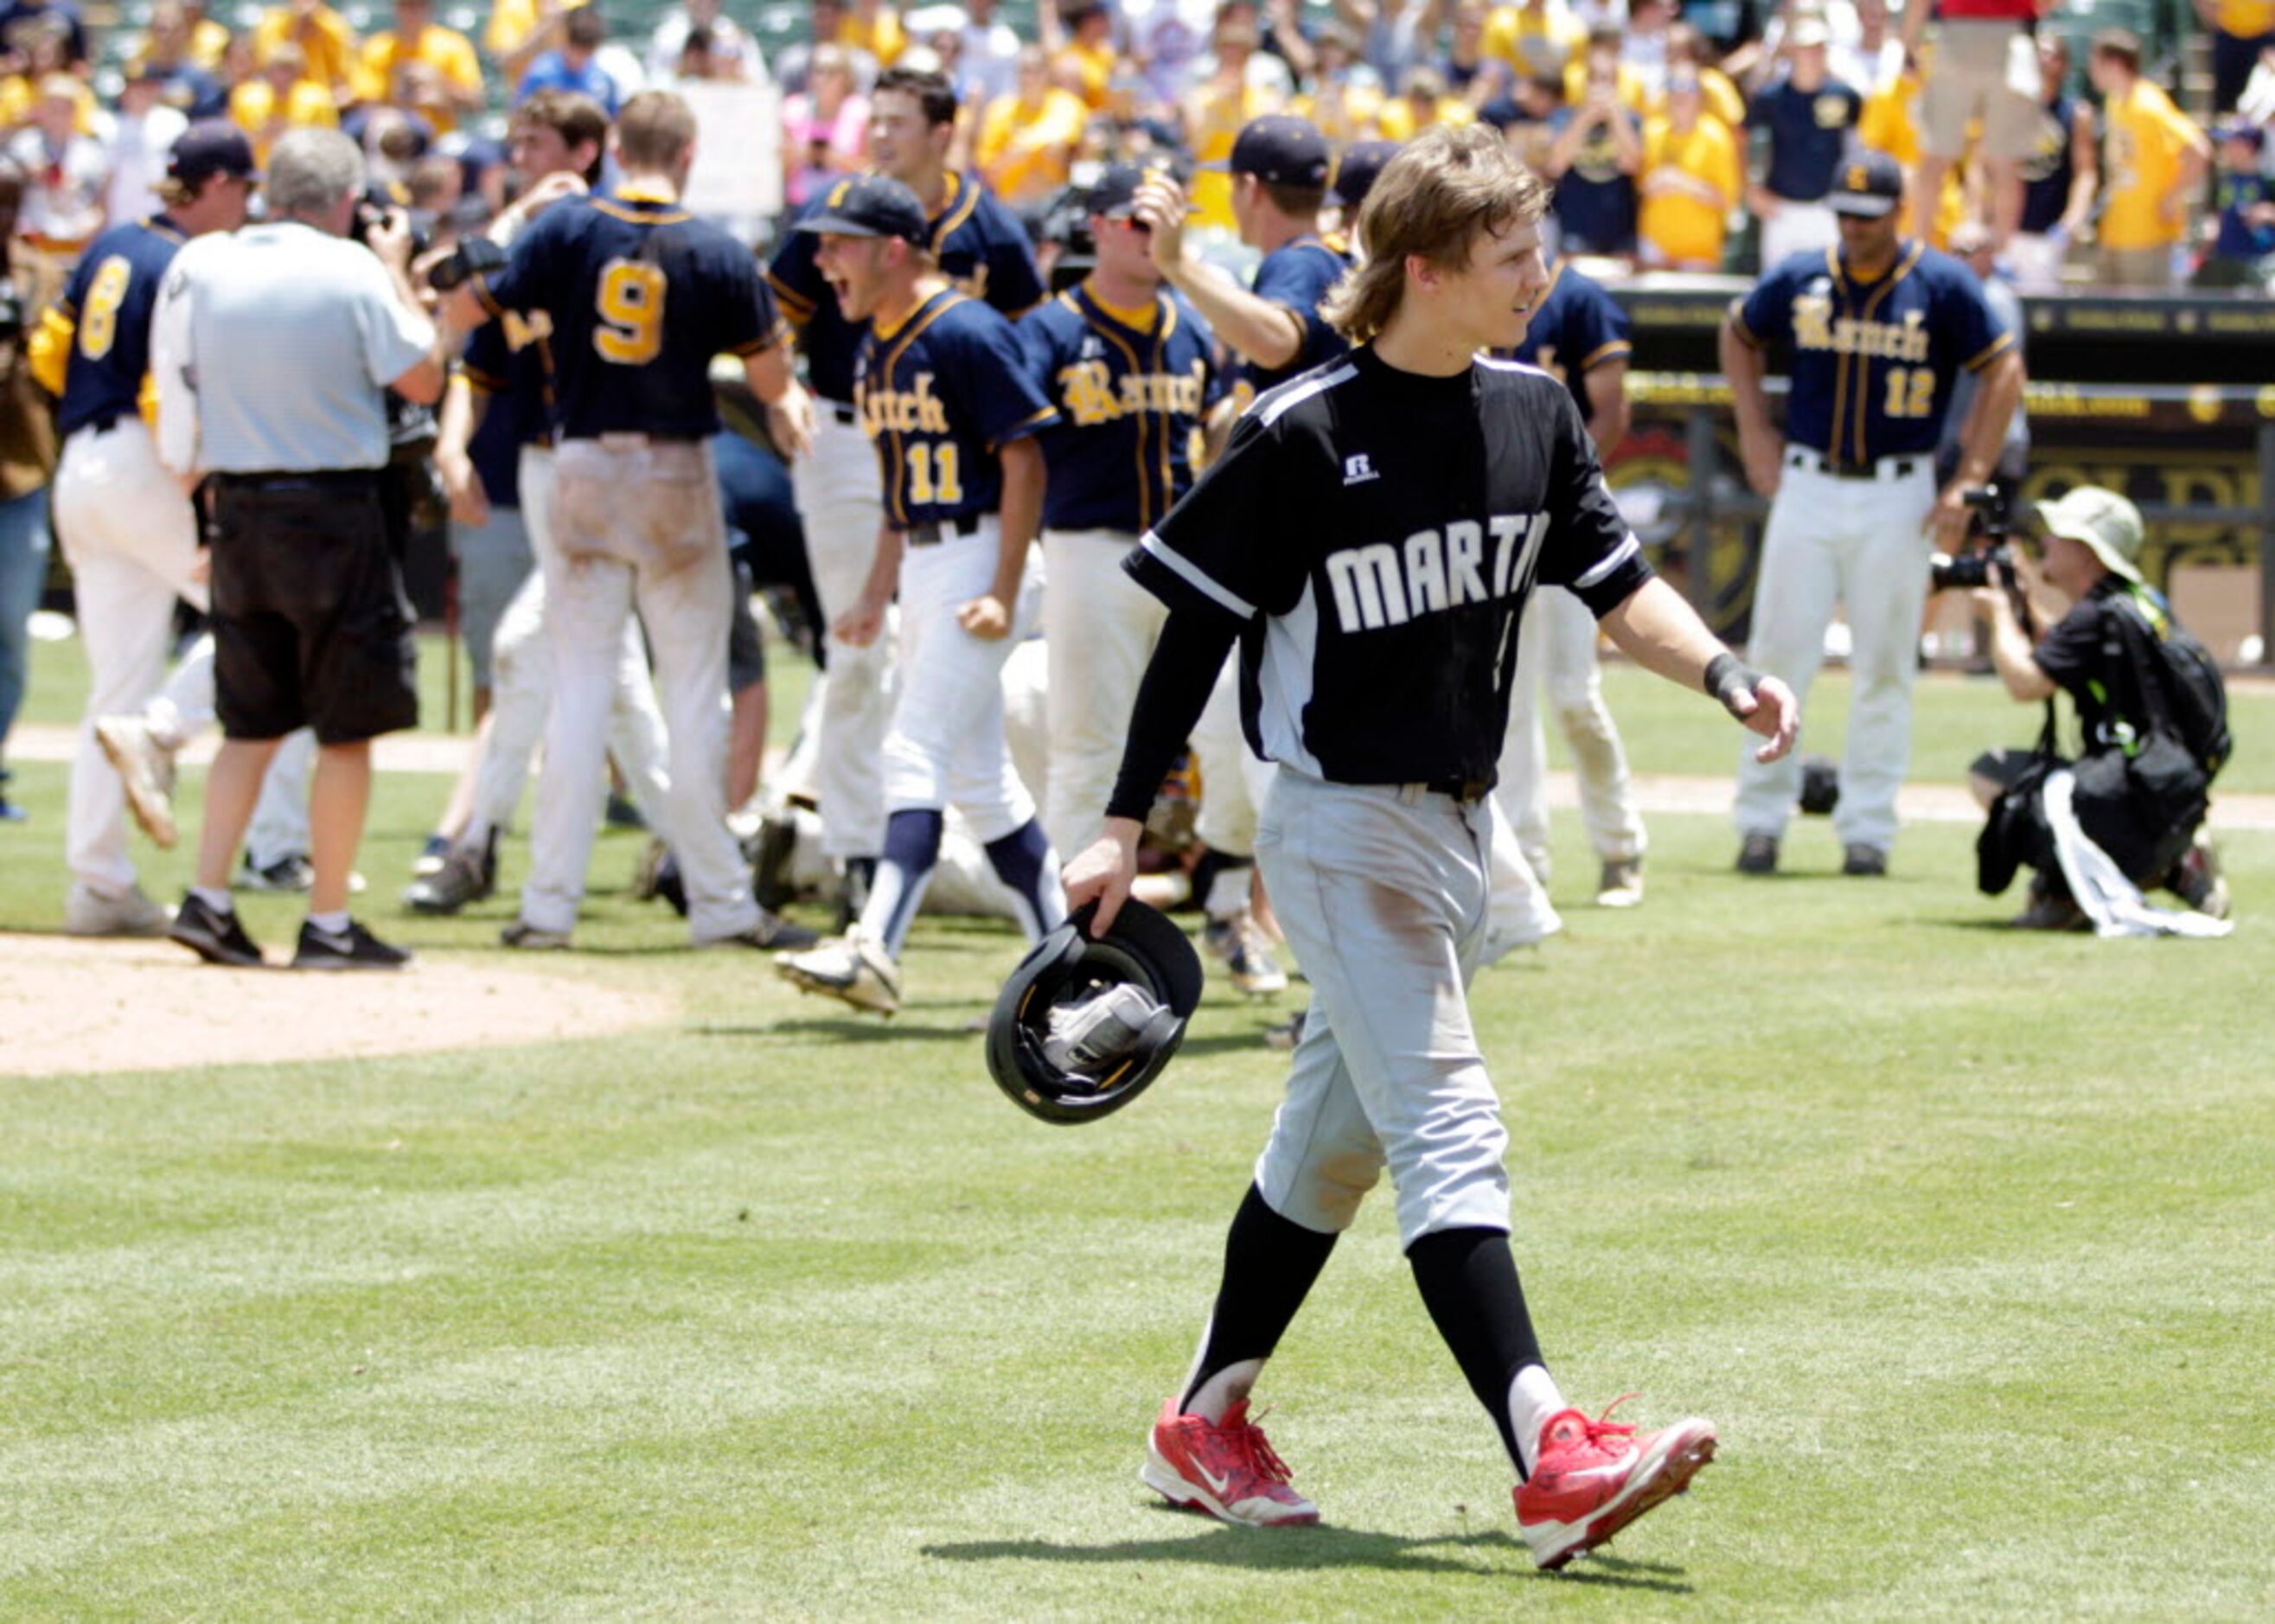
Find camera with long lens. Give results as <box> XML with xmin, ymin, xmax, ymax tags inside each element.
<box><xmin>1929</xmin><ymin>485</ymin><xmax>2017</xmax><ymax>591</ymax></box>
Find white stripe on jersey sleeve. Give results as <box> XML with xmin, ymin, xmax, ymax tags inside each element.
<box><xmin>1250</xmin><ymin>361</ymin><xmax>1360</xmax><ymax>425</ymax></box>
<box><xmin>1573</xmin><ymin>533</ymin><xmax>1641</xmax><ymax>589</ymax></box>
<box><xmin>1140</xmin><ymin>530</ymin><xmax>1257</xmax><ymax>619</ymax></box>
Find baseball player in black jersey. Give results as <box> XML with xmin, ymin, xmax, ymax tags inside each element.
<box><xmin>1064</xmin><ymin>125</ymin><xmax>1798</xmax><ymax>1568</ymax></box>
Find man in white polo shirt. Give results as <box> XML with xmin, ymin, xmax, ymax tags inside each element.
<box><xmin>154</xmin><ymin>125</ymin><xmax>457</xmax><ymax>969</ymax></box>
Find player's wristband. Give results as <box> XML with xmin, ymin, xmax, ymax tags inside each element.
<box><xmin>1703</xmin><ymin>652</ymin><xmax>1764</xmax><ymax>720</ymax></box>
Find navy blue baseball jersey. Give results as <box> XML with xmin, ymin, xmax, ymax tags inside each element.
<box><xmin>457</xmin><ymin>314</ymin><xmax>556</xmax><ymax>508</ymax></box>
<box><xmin>476</xmin><ymin>188</ymin><xmax>785</xmax><ymax>440</ymax></box>
<box><xmin>1128</xmin><ymin>349</ymin><xmax>1652</xmax><ymax>786</ymax></box>
<box><xmin>2017</xmin><ymin>92</ymin><xmax>2079</xmax><ymax>237</ymax></box>
<box><xmin>1747</xmin><ymin>77</ymin><xmax>1863</xmax><ymax>202</ymax></box>
<box><xmin>1505</xmin><ymin>260</ymin><xmax>1632</xmax><ymax>420</ymax></box>
<box><xmin>1232</xmin><ymin>235</ymin><xmax>1351</xmax><ymax>406</ymax></box>
<box><xmin>769</xmin><ymin>171</ymin><xmax>1045</xmax><ymax>406</ymax></box>
<box><xmin>856</xmin><ymin>287</ymin><xmax>1058</xmax><ymax>530</ymax></box>
<box><xmin>1732</xmin><ymin>240</ymin><xmax>2014</xmax><ymax>466</ymax></box>
<box><xmin>54</xmin><ymin>214</ymin><xmax>184</xmax><ymax>438</ymax></box>
<box><xmin>1019</xmin><ymin>282</ymin><xmax>1222</xmax><ymax>534</ymax></box>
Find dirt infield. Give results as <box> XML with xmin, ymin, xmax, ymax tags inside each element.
<box><xmin>0</xmin><ymin>935</ymin><xmax>680</xmax><ymax>1078</ymax></box>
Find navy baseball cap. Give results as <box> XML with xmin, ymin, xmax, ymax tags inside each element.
<box><xmin>1828</xmin><ymin>151</ymin><xmax>1903</xmax><ymax>219</ymax></box>
<box><xmin>1200</xmin><ymin>114</ymin><xmax>1331</xmax><ymax>189</ymax></box>
<box><xmin>795</xmin><ymin>174</ymin><xmax>930</xmax><ymax>245</ymax></box>
<box><xmin>1328</xmin><ymin>139</ymin><xmax>1400</xmax><ymax>209</ymax></box>
<box><xmin>169</xmin><ymin>121</ymin><xmax>259</xmax><ymax>184</ymax></box>
<box><xmin>1086</xmin><ymin>161</ymin><xmax>1187</xmax><ymax>219</ymax></box>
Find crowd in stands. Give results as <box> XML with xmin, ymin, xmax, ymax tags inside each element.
<box><xmin>0</xmin><ymin>0</ymin><xmax>2266</xmax><ymax>287</ymax></box>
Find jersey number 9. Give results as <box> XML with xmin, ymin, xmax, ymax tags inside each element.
<box><xmin>76</xmin><ymin>256</ymin><xmax>134</xmax><ymax>361</ymax></box>
<box><xmin>595</xmin><ymin>259</ymin><xmax>667</xmax><ymax>364</ymax></box>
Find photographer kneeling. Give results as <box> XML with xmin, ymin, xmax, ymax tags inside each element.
<box><xmin>1965</xmin><ymin>485</ymin><xmax>2232</xmax><ymax>935</ymax></box>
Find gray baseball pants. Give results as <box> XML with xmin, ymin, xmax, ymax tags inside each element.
<box><xmin>1253</xmin><ymin>770</ymin><xmax>1511</xmax><ymax>1247</ymax></box>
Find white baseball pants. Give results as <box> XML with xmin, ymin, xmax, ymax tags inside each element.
<box><xmin>1496</xmin><ymin>585</ymin><xmax>1646</xmax><ymax>879</ymax></box>
<box><xmin>467</xmin><ymin>446</ymin><xmax>669</xmax><ymax>845</ymax></box>
<box><xmin>1193</xmin><ymin>655</ymin><xmax>1275</xmax><ymax>861</ymax></box>
<box><xmin>521</xmin><ymin>438</ymin><xmax>755</xmax><ymax>942</ymax></box>
<box><xmin>1253</xmin><ymin>770</ymin><xmax>1510</xmax><ymax>1246</ymax></box>
<box><xmin>1735</xmin><ymin>456</ymin><xmax>1938</xmax><ymax>853</ymax></box>
<box><xmin>790</xmin><ymin>409</ymin><xmax>894</xmax><ymax>860</ymax></box>
<box><xmin>881</xmin><ymin>517</ymin><xmax>1041</xmax><ymax>843</ymax></box>
<box><xmin>1040</xmin><ymin>526</ymin><xmax>1166</xmax><ymax>858</ymax></box>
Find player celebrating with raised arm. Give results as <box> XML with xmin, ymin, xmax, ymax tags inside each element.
<box><xmin>1720</xmin><ymin>151</ymin><xmax>2023</xmax><ymax>879</ymax></box>
<box><xmin>449</xmin><ymin>89</ymin><xmax>816</xmax><ymax>952</ymax></box>
<box><xmin>774</xmin><ymin>176</ymin><xmax>1064</xmax><ymax>1018</ymax></box>
<box><xmin>1063</xmin><ymin>124</ymin><xmax>1798</xmax><ymax>1570</ymax></box>
<box><xmin>1019</xmin><ymin>161</ymin><xmax>1222</xmax><ymax>864</ymax></box>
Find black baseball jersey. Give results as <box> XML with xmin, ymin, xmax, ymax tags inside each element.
<box><xmin>1230</xmin><ymin>235</ymin><xmax>1352</xmax><ymax>408</ymax></box>
<box><xmin>1019</xmin><ymin>282</ymin><xmax>1222</xmax><ymax>534</ymax></box>
<box><xmin>1505</xmin><ymin>260</ymin><xmax>1632</xmax><ymax>420</ymax></box>
<box><xmin>1127</xmin><ymin>348</ymin><xmax>1653</xmax><ymax>787</ymax></box>
<box><xmin>54</xmin><ymin>214</ymin><xmax>184</xmax><ymax>438</ymax></box>
<box><xmin>476</xmin><ymin>188</ymin><xmax>784</xmax><ymax>440</ymax></box>
<box><xmin>1732</xmin><ymin>240</ymin><xmax>2012</xmax><ymax>465</ymax></box>
<box><xmin>769</xmin><ymin>171</ymin><xmax>1045</xmax><ymax>406</ymax></box>
<box><xmin>855</xmin><ymin>287</ymin><xmax>1058</xmax><ymax>529</ymax></box>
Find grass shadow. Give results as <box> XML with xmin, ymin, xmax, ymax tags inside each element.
<box><xmin>922</xmin><ymin>1521</ymin><xmax>1693</xmax><ymax>1593</ymax></box>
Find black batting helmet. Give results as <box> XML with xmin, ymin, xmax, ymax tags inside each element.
<box><xmin>986</xmin><ymin>898</ymin><xmax>1205</xmax><ymax>1125</ymax></box>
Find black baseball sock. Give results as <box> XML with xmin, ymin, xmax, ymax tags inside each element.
<box><xmin>1407</xmin><ymin>1225</ymin><xmax>1546</xmax><ymax>1474</ymax></box>
<box><xmin>981</xmin><ymin>818</ymin><xmax>1061</xmax><ymax>944</ymax></box>
<box><xmin>1180</xmin><ymin>1184</ymin><xmax>1339</xmax><ymax>1413</ymax></box>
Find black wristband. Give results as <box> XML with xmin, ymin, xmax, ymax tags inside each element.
<box><xmin>1703</xmin><ymin>652</ymin><xmax>1763</xmax><ymax>719</ymax></box>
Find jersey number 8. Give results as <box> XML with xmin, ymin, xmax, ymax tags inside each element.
<box><xmin>76</xmin><ymin>256</ymin><xmax>134</xmax><ymax>361</ymax></box>
<box><xmin>595</xmin><ymin>259</ymin><xmax>667</xmax><ymax>364</ymax></box>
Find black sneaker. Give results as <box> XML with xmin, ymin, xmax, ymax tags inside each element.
<box><xmin>748</xmin><ymin>811</ymin><xmax>800</xmax><ymax>910</ymax></box>
<box><xmin>240</xmin><ymin>853</ymin><xmax>315</xmax><ymax>892</ymax></box>
<box><xmin>292</xmin><ymin>917</ymin><xmax>412</xmax><ymax>970</ymax></box>
<box><xmin>1841</xmin><ymin>843</ymin><xmax>1888</xmax><ymax>878</ymax></box>
<box><xmin>1735</xmin><ymin>832</ymin><xmax>1780</xmax><ymax>875</ymax></box>
<box><xmin>169</xmin><ymin>892</ymin><xmax>267</xmax><ymax>967</ymax></box>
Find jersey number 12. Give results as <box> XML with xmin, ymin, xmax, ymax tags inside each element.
<box><xmin>1883</xmin><ymin>366</ymin><xmax>1935</xmax><ymax>419</ymax></box>
<box><xmin>595</xmin><ymin>259</ymin><xmax>667</xmax><ymax>364</ymax></box>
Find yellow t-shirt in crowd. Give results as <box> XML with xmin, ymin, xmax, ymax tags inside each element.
<box><xmin>1376</xmin><ymin>95</ymin><xmax>1477</xmax><ymax>143</ymax></box>
<box><xmin>1290</xmin><ymin>81</ymin><xmax>1385</xmax><ymax>147</ymax></box>
<box><xmin>1482</xmin><ymin>3</ymin><xmax>1585</xmax><ymax>81</ymax></box>
<box><xmin>354</xmin><ymin>25</ymin><xmax>483</xmax><ymax>128</ymax></box>
<box><xmin>484</xmin><ymin>0</ymin><xmax>590</xmax><ymax>58</ymax></box>
<box><xmin>976</xmin><ymin>86</ymin><xmax>1090</xmax><ymax>206</ymax></box>
<box><xmin>1188</xmin><ymin>80</ymin><xmax>1276</xmax><ymax>230</ymax></box>
<box><xmin>230</xmin><ymin>76</ymin><xmax>341</xmax><ymax>164</ymax></box>
<box><xmin>838</xmin><ymin>8</ymin><xmax>905</xmax><ymax>68</ymax></box>
<box><xmin>1646</xmin><ymin>67</ymin><xmax>1745</xmax><ymax>131</ymax></box>
<box><xmin>2100</xmin><ymin>78</ymin><xmax>2204</xmax><ymax>251</ymax></box>
<box><xmin>0</xmin><ymin>74</ymin><xmax>96</xmax><ymax>133</ymax></box>
<box><xmin>253</xmin><ymin>5</ymin><xmax>360</xmax><ymax>95</ymax></box>
<box><xmin>1057</xmin><ymin>37</ymin><xmax>1116</xmax><ymax>110</ymax></box>
<box><xmin>1639</xmin><ymin>113</ymin><xmax>1741</xmax><ymax>266</ymax></box>
<box><xmin>2209</xmin><ymin>1</ymin><xmax>2275</xmax><ymax>35</ymax></box>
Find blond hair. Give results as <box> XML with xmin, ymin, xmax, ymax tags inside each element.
<box><xmin>1321</xmin><ymin>124</ymin><xmax>1549</xmax><ymax>345</ymax></box>
<box><xmin>617</xmin><ymin>89</ymin><xmax>699</xmax><ymax>171</ymax></box>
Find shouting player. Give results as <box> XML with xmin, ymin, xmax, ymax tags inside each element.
<box><xmin>775</xmin><ymin>175</ymin><xmax>1063</xmax><ymax>1016</ymax></box>
<box><xmin>1063</xmin><ymin>124</ymin><xmax>1798</xmax><ymax>1569</ymax></box>
<box><xmin>1019</xmin><ymin>161</ymin><xmax>1222</xmax><ymax>863</ymax></box>
<box><xmin>453</xmin><ymin>90</ymin><xmax>815</xmax><ymax>950</ymax></box>
<box><xmin>767</xmin><ymin>67</ymin><xmax>1043</xmax><ymax>923</ymax></box>
<box><xmin>1721</xmin><ymin>151</ymin><xmax>2023</xmax><ymax>876</ymax></box>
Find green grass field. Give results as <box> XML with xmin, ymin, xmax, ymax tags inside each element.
<box><xmin>2</xmin><ymin>635</ymin><xmax>2271</xmax><ymax>1619</ymax></box>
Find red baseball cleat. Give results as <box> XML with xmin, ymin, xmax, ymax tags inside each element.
<box><xmin>1514</xmin><ymin>1395</ymin><xmax>1716</xmax><ymax>1570</ymax></box>
<box><xmin>1140</xmin><ymin>1397</ymin><xmax>1320</xmax><ymax>1526</ymax></box>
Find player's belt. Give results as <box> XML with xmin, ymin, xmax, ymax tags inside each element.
<box><xmin>904</xmin><ymin>515</ymin><xmax>986</xmax><ymax>547</ymax></box>
<box><xmin>826</xmin><ymin>401</ymin><xmax>859</xmax><ymax>425</ymax></box>
<box><xmin>1405</xmin><ymin>777</ymin><xmax>1493</xmax><ymax>806</ymax></box>
<box><xmin>1786</xmin><ymin>447</ymin><xmax>1927</xmax><ymax>483</ymax></box>
<box><xmin>67</xmin><ymin>411</ymin><xmax>126</xmax><ymax>438</ymax></box>
<box><xmin>212</xmin><ymin>468</ymin><xmax>384</xmax><ymax>491</ymax></box>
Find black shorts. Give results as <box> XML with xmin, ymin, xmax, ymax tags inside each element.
<box><xmin>209</xmin><ymin>472</ymin><xmax>419</xmax><ymax>745</ymax></box>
